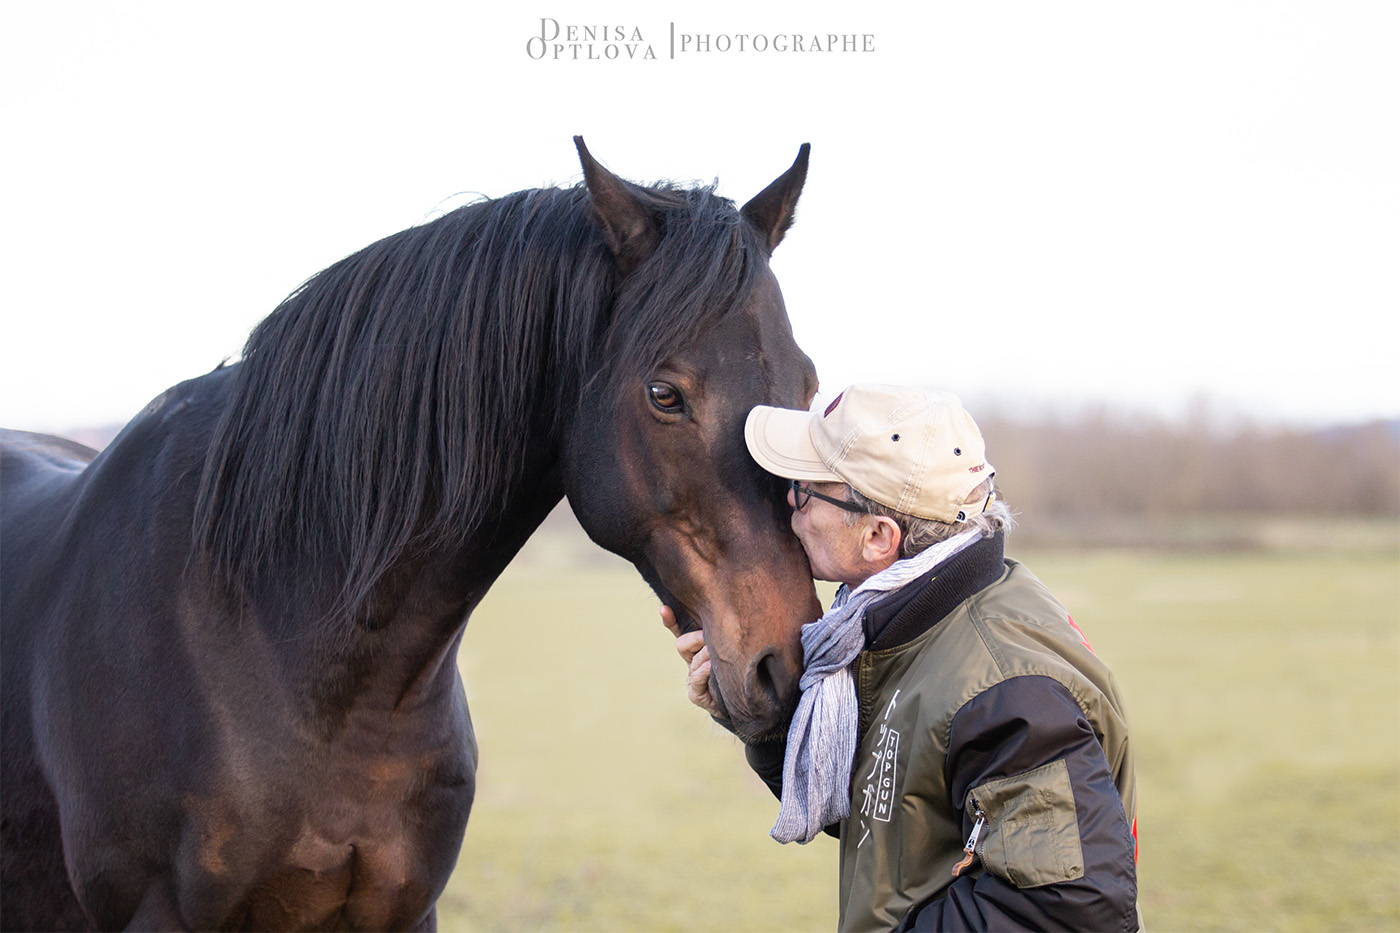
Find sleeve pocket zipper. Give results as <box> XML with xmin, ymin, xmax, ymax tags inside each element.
<box><xmin>951</xmin><ymin>805</ymin><xmax>986</xmax><ymax>877</ymax></box>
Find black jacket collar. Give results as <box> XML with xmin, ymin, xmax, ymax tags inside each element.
<box><xmin>863</xmin><ymin>531</ymin><xmax>1007</xmax><ymax>651</ymax></box>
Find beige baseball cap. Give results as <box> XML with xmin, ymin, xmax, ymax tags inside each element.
<box><xmin>745</xmin><ymin>384</ymin><xmax>995</xmax><ymax>523</ymax></box>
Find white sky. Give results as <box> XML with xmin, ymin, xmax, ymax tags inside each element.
<box><xmin>3</xmin><ymin>2</ymin><xmax>1397</xmax><ymax>433</ymax></box>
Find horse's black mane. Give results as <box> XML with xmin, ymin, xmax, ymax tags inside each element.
<box><xmin>193</xmin><ymin>179</ymin><xmax>764</xmax><ymax>622</ymax></box>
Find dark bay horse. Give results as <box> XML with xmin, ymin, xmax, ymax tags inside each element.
<box><xmin>1</xmin><ymin>138</ymin><xmax>822</xmax><ymax>931</ymax></box>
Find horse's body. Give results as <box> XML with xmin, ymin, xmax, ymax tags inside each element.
<box><xmin>1</xmin><ymin>140</ymin><xmax>821</xmax><ymax>931</ymax></box>
<box><xmin>5</xmin><ymin>404</ymin><xmax>477</xmax><ymax>931</ymax></box>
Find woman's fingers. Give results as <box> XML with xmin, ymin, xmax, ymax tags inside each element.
<box><xmin>659</xmin><ymin>604</ymin><xmax>681</xmax><ymax>638</ymax></box>
<box><xmin>661</xmin><ymin>605</ymin><xmax>721</xmax><ymax>717</ymax></box>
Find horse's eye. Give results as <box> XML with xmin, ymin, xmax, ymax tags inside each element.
<box><xmin>648</xmin><ymin>383</ymin><xmax>684</xmax><ymax>414</ymax></box>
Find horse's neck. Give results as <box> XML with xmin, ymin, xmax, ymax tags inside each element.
<box><xmin>282</xmin><ymin>428</ymin><xmax>567</xmax><ymax>717</ymax></box>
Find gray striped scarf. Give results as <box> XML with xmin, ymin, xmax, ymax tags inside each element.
<box><xmin>770</xmin><ymin>529</ymin><xmax>979</xmax><ymax>844</ymax></box>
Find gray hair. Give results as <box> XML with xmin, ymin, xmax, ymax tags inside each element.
<box><xmin>843</xmin><ymin>478</ymin><xmax>1016</xmax><ymax>558</ymax></box>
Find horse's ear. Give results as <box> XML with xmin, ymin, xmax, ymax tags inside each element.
<box><xmin>575</xmin><ymin>136</ymin><xmax>660</xmax><ymax>276</ymax></box>
<box><xmin>741</xmin><ymin>143</ymin><xmax>810</xmax><ymax>254</ymax></box>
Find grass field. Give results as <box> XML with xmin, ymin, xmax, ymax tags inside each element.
<box><xmin>437</xmin><ymin>532</ymin><xmax>1400</xmax><ymax>931</ymax></box>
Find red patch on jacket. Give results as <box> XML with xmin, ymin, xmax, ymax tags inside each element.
<box><xmin>1067</xmin><ymin>614</ymin><xmax>1094</xmax><ymax>653</ymax></box>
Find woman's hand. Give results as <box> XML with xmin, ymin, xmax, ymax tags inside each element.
<box><xmin>660</xmin><ymin>605</ymin><xmax>722</xmax><ymax>718</ymax></box>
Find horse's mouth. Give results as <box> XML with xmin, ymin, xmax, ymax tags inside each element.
<box><xmin>704</xmin><ymin>661</ymin><xmax>800</xmax><ymax>745</ymax></box>
<box><xmin>663</xmin><ymin>589</ymin><xmax>805</xmax><ymax>743</ymax></box>
<box><xmin>705</xmin><ymin>669</ymin><xmax>733</xmax><ymax>728</ymax></box>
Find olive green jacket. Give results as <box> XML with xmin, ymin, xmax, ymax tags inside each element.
<box><xmin>748</xmin><ymin>534</ymin><xmax>1139</xmax><ymax>931</ymax></box>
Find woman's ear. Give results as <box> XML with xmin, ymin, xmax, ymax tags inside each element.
<box><xmin>861</xmin><ymin>516</ymin><xmax>903</xmax><ymax>568</ymax></box>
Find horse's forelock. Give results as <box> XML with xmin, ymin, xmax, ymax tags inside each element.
<box><xmin>601</xmin><ymin>183</ymin><xmax>765</xmax><ymax>400</ymax></box>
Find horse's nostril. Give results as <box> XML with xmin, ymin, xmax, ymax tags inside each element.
<box><xmin>750</xmin><ymin>647</ymin><xmax>793</xmax><ymax>710</ymax></box>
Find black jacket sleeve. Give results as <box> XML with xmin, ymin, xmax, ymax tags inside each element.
<box><xmin>744</xmin><ymin>739</ymin><xmax>787</xmax><ymax>800</ymax></box>
<box><xmin>899</xmin><ymin>676</ymin><xmax>1138</xmax><ymax>932</ymax></box>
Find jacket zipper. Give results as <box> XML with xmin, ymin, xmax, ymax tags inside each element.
<box><xmin>951</xmin><ymin>806</ymin><xmax>986</xmax><ymax>877</ymax></box>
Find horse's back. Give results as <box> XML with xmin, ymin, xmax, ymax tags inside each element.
<box><xmin>1</xmin><ymin>427</ymin><xmax>97</xmax><ymax>544</ymax></box>
<box><xmin>0</xmin><ymin>424</ymin><xmax>99</xmax><ymax>664</ymax></box>
<box><xmin>1</xmin><ymin>382</ymin><xmax>227</xmax><ymax>931</ymax></box>
<box><xmin>0</xmin><ymin>426</ymin><xmax>101</xmax><ymax>703</ymax></box>
<box><xmin>1</xmin><ymin>430</ymin><xmax>102</xmax><ymax>930</ymax></box>
<box><xmin>1</xmin><ymin>423</ymin><xmax>144</xmax><ymax>648</ymax></box>
<box><xmin>1</xmin><ymin>428</ymin><xmax>99</xmax><ymax>469</ymax></box>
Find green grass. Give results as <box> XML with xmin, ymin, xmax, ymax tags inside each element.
<box><xmin>439</xmin><ymin>540</ymin><xmax>1400</xmax><ymax>931</ymax></box>
<box><xmin>1030</xmin><ymin>549</ymin><xmax>1400</xmax><ymax>931</ymax></box>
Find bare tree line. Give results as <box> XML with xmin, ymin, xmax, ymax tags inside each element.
<box><xmin>978</xmin><ymin>409</ymin><xmax>1399</xmax><ymax>522</ymax></box>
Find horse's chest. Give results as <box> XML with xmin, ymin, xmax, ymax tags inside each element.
<box><xmin>189</xmin><ymin>736</ymin><xmax>472</xmax><ymax>931</ymax></box>
<box><xmin>240</xmin><ymin>826</ymin><xmax>433</xmax><ymax>931</ymax></box>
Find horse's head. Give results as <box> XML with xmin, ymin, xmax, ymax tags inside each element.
<box><xmin>564</xmin><ymin>139</ymin><xmax>822</xmax><ymax>742</ymax></box>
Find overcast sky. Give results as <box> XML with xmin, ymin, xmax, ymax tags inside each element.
<box><xmin>3</xmin><ymin>2</ymin><xmax>1396</xmax><ymax>433</ymax></box>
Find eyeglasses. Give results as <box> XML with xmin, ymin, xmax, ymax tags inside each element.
<box><xmin>789</xmin><ymin>479</ymin><xmax>873</xmax><ymax>514</ymax></box>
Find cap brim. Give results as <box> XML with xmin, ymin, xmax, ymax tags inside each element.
<box><xmin>744</xmin><ymin>406</ymin><xmax>842</xmax><ymax>482</ymax></box>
